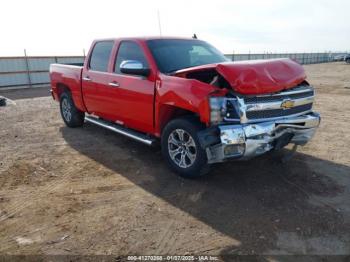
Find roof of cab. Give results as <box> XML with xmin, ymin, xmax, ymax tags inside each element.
<box><xmin>93</xmin><ymin>36</ymin><xmax>200</xmax><ymax>42</ymax></box>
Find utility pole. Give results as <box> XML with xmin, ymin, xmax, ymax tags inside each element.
<box><xmin>24</xmin><ymin>49</ymin><xmax>32</xmax><ymax>88</ymax></box>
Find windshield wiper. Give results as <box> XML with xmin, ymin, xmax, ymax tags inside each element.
<box><xmin>167</xmin><ymin>65</ymin><xmax>195</xmax><ymax>74</ymax></box>
<box><xmin>167</xmin><ymin>68</ymin><xmax>183</xmax><ymax>74</ymax></box>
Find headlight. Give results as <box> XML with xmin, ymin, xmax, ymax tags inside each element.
<box><xmin>209</xmin><ymin>97</ymin><xmax>227</xmax><ymax>125</ymax></box>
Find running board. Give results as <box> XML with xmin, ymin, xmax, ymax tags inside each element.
<box><xmin>85</xmin><ymin>116</ymin><xmax>156</xmax><ymax>146</ymax></box>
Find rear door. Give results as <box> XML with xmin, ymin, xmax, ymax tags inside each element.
<box><xmin>109</xmin><ymin>41</ymin><xmax>155</xmax><ymax>134</ymax></box>
<box><xmin>81</xmin><ymin>40</ymin><xmax>119</xmax><ymax>120</ymax></box>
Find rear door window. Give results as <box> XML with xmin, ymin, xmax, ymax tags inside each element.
<box><xmin>89</xmin><ymin>41</ymin><xmax>114</xmax><ymax>72</ymax></box>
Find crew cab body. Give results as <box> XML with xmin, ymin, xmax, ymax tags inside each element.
<box><xmin>50</xmin><ymin>37</ymin><xmax>320</xmax><ymax>177</ymax></box>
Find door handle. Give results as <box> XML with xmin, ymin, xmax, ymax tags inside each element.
<box><xmin>83</xmin><ymin>76</ymin><xmax>91</xmax><ymax>81</ymax></box>
<box><xmin>108</xmin><ymin>81</ymin><xmax>120</xmax><ymax>87</ymax></box>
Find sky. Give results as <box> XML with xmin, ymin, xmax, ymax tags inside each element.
<box><xmin>1</xmin><ymin>0</ymin><xmax>350</xmax><ymax>56</ymax></box>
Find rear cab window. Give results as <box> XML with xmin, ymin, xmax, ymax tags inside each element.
<box><xmin>89</xmin><ymin>41</ymin><xmax>114</xmax><ymax>72</ymax></box>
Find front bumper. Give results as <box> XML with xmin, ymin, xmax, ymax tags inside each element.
<box><xmin>202</xmin><ymin>112</ymin><xmax>320</xmax><ymax>164</ymax></box>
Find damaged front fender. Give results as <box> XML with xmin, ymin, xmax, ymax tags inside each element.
<box><xmin>154</xmin><ymin>74</ymin><xmax>227</xmax><ymax>135</ymax></box>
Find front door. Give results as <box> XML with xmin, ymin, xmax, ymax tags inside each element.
<box><xmin>109</xmin><ymin>41</ymin><xmax>155</xmax><ymax>134</ymax></box>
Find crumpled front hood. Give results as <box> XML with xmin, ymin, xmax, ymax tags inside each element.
<box><xmin>217</xmin><ymin>58</ymin><xmax>306</xmax><ymax>94</ymax></box>
<box><xmin>176</xmin><ymin>58</ymin><xmax>306</xmax><ymax>95</ymax></box>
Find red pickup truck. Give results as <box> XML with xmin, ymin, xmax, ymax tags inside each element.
<box><xmin>50</xmin><ymin>37</ymin><xmax>320</xmax><ymax>177</ymax></box>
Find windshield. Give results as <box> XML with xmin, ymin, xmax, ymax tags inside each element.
<box><xmin>147</xmin><ymin>39</ymin><xmax>229</xmax><ymax>74</ymax></box>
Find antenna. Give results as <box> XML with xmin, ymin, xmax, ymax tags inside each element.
<box><xmin>157</xmin><ymin>10</ymin><xmax>162</xmax><ymax>36</ymax></box>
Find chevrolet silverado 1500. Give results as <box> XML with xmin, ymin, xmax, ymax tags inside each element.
<box><xmin>50</xmin><ymin>37</ymin><xmax>320</xmax><ymax>177</ymax></box>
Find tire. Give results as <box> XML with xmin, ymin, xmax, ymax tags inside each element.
<box><xmin>346</xmin><ymin>58</ymin><xmax>350</xmax><ymax>64</ymax></box>
<box><xmin>161</xmin><ymin>116</ymin><xmax>210</xmax><ymax>178</ymax></box>
<box><xmin>60</xmin><ymin>92</ymin><xmax>85</xmax><ymax>128</ymax></box>
<box><xmin>0</xmin><ymin>97</ymin><xmax>6</xmax><ymax>107</ymax></box>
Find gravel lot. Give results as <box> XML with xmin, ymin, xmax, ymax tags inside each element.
<box><xmin>0</xmin><ymin>62</ymin><xmax>349</xmax><ymax>258</ymax></box>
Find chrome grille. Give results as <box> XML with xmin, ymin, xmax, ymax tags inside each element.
<box><xmin>244</xmin><ymin>85</ymin><xmax>314</xmax><ymax>121</ymax></box>
<box><xmin>244</xmin><ymin>90</ymin><xmax>314</xmax><ymax>104</ymax></box>
<box><xmin>246</xmin><ymin>103</ymin><xmax>313</xmax><ymax>119</ymax></box>
<box><xmin>224</xmin><ymin>85</ymin><xmax>315</xmax><ymax>123</ymax></box>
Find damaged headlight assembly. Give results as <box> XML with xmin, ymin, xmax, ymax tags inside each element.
<box><xmin>209</xmin><ymin>96</ymin><xmax>240</xmax><ymax>125</ymax></box>
<box><xmin>209</xmin><ymin>97</ymin><xmax>227</xmax><ymax>125</ymax></box>
<box><xmin>207</xmin><ymin>96</ymin><xmax>245</xmax><ymax>159</ymax></box>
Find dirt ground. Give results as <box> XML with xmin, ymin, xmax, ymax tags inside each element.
<box><xmin>0</xmin><ymin>62</ymin><xmax>350</xmax><ymax>259</ymax></box>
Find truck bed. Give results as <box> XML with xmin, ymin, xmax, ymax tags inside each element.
<box><xmin>50</xmin><ymin>64</ymin><xmax>85</xmax><ymax>112</ymax></box>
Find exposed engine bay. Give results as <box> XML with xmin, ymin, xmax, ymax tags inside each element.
<box><xmin>185</xmin><ymin>69</ymin><xmax>231</xmax><ymax>89</ymax></box>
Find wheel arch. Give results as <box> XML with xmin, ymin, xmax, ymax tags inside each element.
<box><xmin>157</xmin><ymin>104</ymin><xmax>200</xmax><ymax>136</ymax></box>
<box><xmin>56</xmin><ymin>83</ymin><xmax>86</xmax><ymax>112</ymax></box>
<box><xmin>56</xmin><ymin>83</ymin><xmax>71</xmax><ymax>98</ymax></box>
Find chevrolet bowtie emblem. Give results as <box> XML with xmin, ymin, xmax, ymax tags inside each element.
<box><xmin>280</xmin><ymin>99</ymin><xmax>295</xmax><ymax>110</ymax></box>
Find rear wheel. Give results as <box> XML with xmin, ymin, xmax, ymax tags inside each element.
<box><xmin>60</xmin><ymin>92</ymin><xmax>85</xmax><ymax>127</ymax></box>
<box><xmin>346</xmin><ymin>58</ymin><xmax>350</xmax><ymax>64</ymax></box>
<box><xmin>161</xmin><ymin>117</ymin><xmax>210</xmax><ymax>178</ymax></box>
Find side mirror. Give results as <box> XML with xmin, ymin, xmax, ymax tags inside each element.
<box><xmin>120</xmin><ymin>60</ymin><xmax>150</xmax><ymax>77</ymax></box>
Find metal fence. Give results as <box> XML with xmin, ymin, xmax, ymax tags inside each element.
<box><xmin>224</xmin><ymin>52</ymin><xmax>347</xmax><ymax>64</ymax></box>
<box><xmin>0</xmin><ymin>52</ymin><xmax>348</xmax><ymax>89</ymax></box>
<box><xmin>0</xmin><ymin>56</ymin><xmax>84</xmax><ymax>89</ymax></box>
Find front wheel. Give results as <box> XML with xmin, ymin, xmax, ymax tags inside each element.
<box><xmin>60</xmin><ymin>92</ymin><xmax>85</xmax><ymax>128</ymax></box>
<box><xmin>161</xmin><ymin>117</ymin><xmax>210</xmax><ymax>178</ymax></box>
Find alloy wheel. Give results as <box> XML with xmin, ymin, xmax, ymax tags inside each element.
<box><xmin>168</xmin><ymin>129</ymin><xmax>197</xmax><ymax>168</ymax></box>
